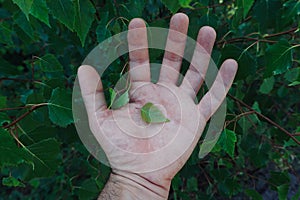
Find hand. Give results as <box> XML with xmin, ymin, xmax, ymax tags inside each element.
<box><xmin>78</xmin><ymin>13</ymin><xmax>237</xmax><ymax>199</ymax></box>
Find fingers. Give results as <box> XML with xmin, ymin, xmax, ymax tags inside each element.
<box><xmin>77</xmin><ymin>65</ymin><xmax>107</xmax><ymax>118</ymax></box>
<box><xmin>180</xmin><ymin>26</ymin><xmax>216</xmax><ymax>98</ymax></box>
<box><xmin>128</xmin><ymin>18</ymin><xmax>150</xmax><ymax>82</ymax></box>
<box><xmin>198</xmin><ymin>59</ymin><xmax>238</xmax><ymax>121</ymax></box>
<box><xmin>159</xmin><ymin>13</ymin><xmax>189</xmax><ymax>84</ymax></box>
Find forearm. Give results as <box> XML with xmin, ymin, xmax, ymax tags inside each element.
<box><xmin>98</xmin><ymin>171</ymin><xmax>170</xmax><ymax>200</ymax></box>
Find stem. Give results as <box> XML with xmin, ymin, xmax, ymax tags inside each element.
<box><xmin>264</xmin><ymin>27</ymin><xmax>298</xmax><ymax>38</ymax></box>
<box><xmin>228</xmin><ymin>94</ymin><xmax>300</xmax><ymax>145</ymax></box>
<box><xmin>2</xmin><ymin>103</ymin><xmax>48</xmax><ymax>129</ymax></box>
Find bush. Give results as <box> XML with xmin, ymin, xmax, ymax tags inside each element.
<box><xmin>0</xmin><ymin>0</ymin><xmax>299</xmax><ymax>199</ymax></box>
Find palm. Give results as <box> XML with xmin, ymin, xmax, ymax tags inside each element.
<box><xmin>78</xmin><ymin>13</ymin><xmax>237</xmax><ymax>186</ymax></box>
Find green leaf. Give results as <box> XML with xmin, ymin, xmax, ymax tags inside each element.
<box><xmin>281</xmin><ymin>0</ymin><xmax>300</xmax><ymax>27</ymax></box>
<box><xmin>218</xmin><ymin>129</ymin><xmax>237</xmax><ymax>158</ymax></box>
<box><xmin>2</xmin><ymin>176</ymin><xmax>25</xmax><ymax>187</ymax></box>
<box><xmin>0</xmin><ymin>22</ymin><xmax>13</xmax><ymax>45</ymax></box>
<box><xmin>14</xmin><ymin>11</ymin><xmax>34</xmax><ymax>40</ymax></box>
<box><xmin>108</xmin><ymin>88</ymin><xmax>117</xmax><ymax>109</ymax></box>
<box><xmin>74</xmin><ymin>0</ymin><xmax>96</xmax><ymax>46</ymax></box>
<box><xmin>25</xmin><ymin>138</ymin><xmax>61</xmax><ymax>178</ymax></box>
<box><xmin>292</xmin><ymin>187</ymin><xmax>300</xmax><ymax>200</ymax></box>
<box><xmin>220</xmin><ymin>45</ymin><xmax>256</xmax><ymax>80</ymax></box>
<box><xmin>111</xmin><ymin>89</ymin><xmax>130</xmax><ymax>110</ymax></box>
<box><xmin>36</xmin><ymin>54</ymin><xmax>63</xmax><ymax>73</ymax></box>
<box><xmin>47</xmin><ymin>0</ymin><xmax>75</xmax><ymax>31</ymax></box>
<box><xmin>265</xmin><ymin>40</ymin><xmax>293</xmax><ymax>77</ymax></box>
<box><xmin>288</xmin><ymin>81</ymin><xmax>300</xmax><ymax>86</ymax></box>
<box><xmin>74</xmin><ymin>179</ymin><xmax>99</xmax><ymax>200</ymax></box>
<box><xmin>48</xmin><ymin>88</ymin><xmax>73</xmax><ymax>127</ymax></box>
<box><xmin>186</xmin><ymin>177</ymin><xmax>198</xmax><ymax>192</ymax></box>
<box><xmin>0</xmin><ymin>129</ymin><xmax>29</xmax><ymax>167</ymax></box>
<box><xmin>259</xmin><ymin>76</ymin><xmax>275</xmax><ymax>94</ymax></box>
<box><xmin>277</xmin><ymin>184</ymin><xmax>289</xmax><ymax>200</ymax></box>
<box><xmin>245</xmin><ymin>189</ymin><xmax>263</xmax><ymax>200</ymax></box>
<box><xmin>0</xmin><ymin>96</ymin><xmax>7</xmax><ymax>109</ymax></box>
<box><xmin>253</xmin><ymin>0</ymin><xmax>281</xmax><ymax>32</ymax></box>
<box><xmin>141</xmin><ymin>102</ymin><xmax>170</xmax><ymax>124</ymax></box>
<box><xmin>0</xmin><ymin>113</ymin><xmax>10</xmax><ymax>126</ymax></box>
<box><xmin>12</xmin><ymin>0</ymin><xmax>33</xmax><ymax>19</ymax></box>
<box><xmin>179</xmin><ymin>0</ymin><xmax>193</xmax><ymax>8</ymax></box>
<box><xmin>30</xmin><ymin>0</ymin><xmax>50</xmax><ymax>27</ymax></box>
<box><xmin>269</xmin><ymin>171</ymin><xmax>290</xmax><ymax>189</ymax></box>
<box><xmin>237</xmin><ymin>0</ymin><xmax>255</xmax><ymax>18</ymax></box>
<box><xmin>0</xmin><ymin>57</ymin><xmax>22</xmax><ymax>76</ymax></box>
<box><xmin>161</xmin><ymin>0</ymin><xmax>181</xmax><ymax>13</ymax></box>
<box><xmin>96</xmin><ymin>11</ymin><xmax>111</xmax><ymax>43</ymax></box>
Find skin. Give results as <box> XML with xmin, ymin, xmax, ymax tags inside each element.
<box><xmin>78</xmin><ymin>13</ymin><xmax>238</xmax><ymax>200</ymax></box>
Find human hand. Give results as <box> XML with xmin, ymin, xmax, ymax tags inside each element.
<box><xmin>78</xmin><ymin>13</ymin><xmax>237</xmax><ymax>199</ymax></box>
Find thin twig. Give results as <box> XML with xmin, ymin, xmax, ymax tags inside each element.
<box><xmin>228</xmin><ymin>94</ymin><xmax>300</xmax><ymax>145</ymax></box>
<box><xmin>2</xmin><ymin>103</ymin><xmax>48</xmax><ymax>129</ymax></box>
<box><xmin>264</xmin><ymin>27</ymin><xmax>298</xmax><ymax>38</ymax></box>
<box><xmin>0</xmin><ymin>105</ymin><xmax>32</xmax><ymax>112</ymax></box>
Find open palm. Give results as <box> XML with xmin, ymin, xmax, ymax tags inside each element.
<box><xmin>78</xmin><ymin>13</ymin><xmax>237</xmax><ymax>190</ymax></box>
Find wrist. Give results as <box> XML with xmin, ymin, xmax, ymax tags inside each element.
<box><xmin>99</xmin><ymin>170</ymin><xmax>171</xmax><ymax>200</ymax></box>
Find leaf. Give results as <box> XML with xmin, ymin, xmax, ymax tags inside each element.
<box><xmin>30</xmin><ymin>0</ymin><xmax>50</xmax><ymax>27</ymax></box>
<box><xmin>0</xmin><ymin>113</ymin><xmax>10</xmax><ymax>126</ymax></box>
<box><xmin>48</xmin><ymin>88</ymin><xmax>73</xmax><ymax>127</ymax></box>
<box><xmin>25</xmin><ymin>138</ymin><xmax>61</xmax><ymax>178</ymax></box>
<box><xmin>47</xmin><ymin>0</ymin><xmax>75</xmax><ymax>31</ymax></box>
<box><xmin>186</xmin><ymin>177</ymin><xmax>198</xmax><ymax>192</ymax></box>
<box><xmin>269</xmin><ymin>171</ymin><xmax>290</xmax><ymax>189</ymax></box>
<box><xmin>111</xmin><ymin>89</ymin><xmax>130</xmax><ymax>110</ymax></box>
<box><xmin>0</xmin><ymin>22</ymin><xmax>13</xmax><ymax>45</ymax></box>
<box><xmin>96</xmin><ymin>12</ymin><xmax>111</xmax><ymax>43</ymax></box>
<box><xmin>218</xmin><ymin>129</ymin><xmax>237</xmax><ymax>158</ymax></box>
<box><xmin>179</xmin><ymin>0</ymin><xmax>193</xmax><ymax>8</ymax></box>
<box><xmin>108</xmin><ymin>88</ymin><xmax>117</xmax><ymax>109</ymax></box>
<box><xmin>265</xmin><ymin>40</ymin><xmax>293</xmax><ymax>77</ymax></box>
<box><xmin>36</xmin><ymin>54</ymin><xmax>63</xmax><ymax>73</ymax></box>
<box><xmin>253</xmin><ymin>0</ymin><xmax>282</xmax><ymax>32</ymax></box>
<box><xmin>281</xmin><ymin>0</ymin><xmax>300</xmax><ymax>27</ymax></box>
<box><xmin>220</xmin><ymin>45</ymin><xmax>256</xmax><ymax>80</ymax></box>
<box><xmin>2</xmin><ymin>176</ymin><xmax>25</xmax><ymax>187</ymax></box>
<box><xmin>161</xmin><ymin>0</ymin><xmax>181</xmax><ymax>13</ymax></box>
<box><xmin>0</xmin><ymin>129</ymin><xmax>29</xmax><ymax>167</ymax></box>
<box><xmin>259</xmin><ymin>76</ymin><xmax>275</xmax><ymax>94</ymax></box>
<box><xmin>74</xmin><ymin>0</ymin><xmax>96</xmax><ymax>46</ymax></box>
<box><xmin>288</xmin><ymin>81</ymin><xmax>300</xmax><ymax>86</ymax></box>
<box><xmin>74</xmin><ymin>179</ymin><xmax>99</xmax><ymax>200</ymax></box>
<box><xmin>0</xmin><ymin>96</ymin><xmax>7</xmax><ymax>109</ymax></box>
<box><xmin>237</xmin><ymin>0</ymin><xmax>255</xmax><ymax>18</ymax></box>
<box><xmin>14</xmin><ymin>11</ymin><xmax>34</xmax><ymax>40</ymax></box>
<box><xmin>141</xmin><ymin>102</ymin><xmax>170</xmax><ymax>123</ymax></box>
<box><xmin>12</xmin><ymin>0</ymin><xmax>33</xmax><ymax>19</ymax></box>
<box><xmin>292</xmin><ymin>187</ymin><xmax>300</xmax><ymax>200</ymax></box>
<box><xmin>277</xmin><ymin>184</ymin><xmax>289</xmax><ymax>200</ymax></box>
<box><xmin>245</xmin><ymin>189</ymin><xmax>263</xmax><ymax>200</ymax></box>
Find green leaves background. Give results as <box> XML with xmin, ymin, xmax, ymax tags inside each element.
<box><xmin>0</xmin><ymin>0</ymin><xmax>299</xmax><ymax>199</ymax></box>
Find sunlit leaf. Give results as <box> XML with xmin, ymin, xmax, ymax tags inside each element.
<box><xmin>2</xmin><ymin>176</ymin><xmax>25</xmax><ymax>187</ymax></box>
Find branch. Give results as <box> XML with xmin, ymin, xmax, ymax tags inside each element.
<box><xmin>228</xmin><ymin>94</ymin><xmax>300</xmax><ymax>145</ymax></box>
<box><xmin>2</xmin><ymin>103</ymin><xmax>48</xmax><ymax>129</ymax></box>
<box><xmin>217</xmin><ymin>37</ymin><xmax>277</xmax><ymax>45</ymax></box>
<box><xmin>264</xmin><ymin>27</ymin><xmax>298</xmax><ymax>38</ymax></box>
<box><xmin>0</xmin><ymin>106</ymin><xmax>31</xmax><ymax>112</ymax></box>
<box><xmin>217</xmin><ymin>27</ymin><xmax>298</xmax><ymax>45</ymax></box>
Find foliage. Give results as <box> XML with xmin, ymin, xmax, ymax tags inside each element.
<box><xmin>0</xmin><ymin>0</ymin><xmax>299</xmax><ymax>199</ymax></box>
